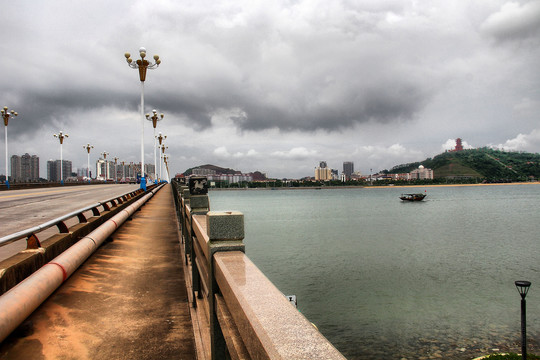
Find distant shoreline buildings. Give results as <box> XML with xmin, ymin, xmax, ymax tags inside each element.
<box><xmin>10</xmin><ymin>153</ymin><xmax>39</xmax><ymax>182</ymax></box>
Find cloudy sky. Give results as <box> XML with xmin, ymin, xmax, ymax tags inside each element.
<box><xmin>1</xmin><ymin>0</ymin><xmax>540</xmax><ymax>179</ymax></box>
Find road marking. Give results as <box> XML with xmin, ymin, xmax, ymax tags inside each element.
<box><xmin>0</xmin><ymin>188</ymin><xmax>82</xmax><ymax>199</ymax></box>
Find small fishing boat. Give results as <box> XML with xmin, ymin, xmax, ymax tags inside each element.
<box><xmin>400</xmin><ymin>193</ymin><xmax>426</xmax><ymax>201</ymax></box>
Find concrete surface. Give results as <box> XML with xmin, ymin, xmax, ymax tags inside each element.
<box><xmin>0</xmin><ymin>184</ymin><xmax>139</xmax><ymax>261</ymax></box>
<box><xmin>0</xmin><ymin>184</ymin><xmax>196</xmax><ymax>359</ymax></box>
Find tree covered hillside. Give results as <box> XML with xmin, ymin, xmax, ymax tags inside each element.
<box><xmin>389</xmin><ymin>148</ymin><xmax>540</xmax><ymax>181</ymax></box>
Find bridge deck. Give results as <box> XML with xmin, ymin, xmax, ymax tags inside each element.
<box><xmin>0</xmin><ymin>184</ymin><xmax>196</xmax><ymax>359</ymax></box>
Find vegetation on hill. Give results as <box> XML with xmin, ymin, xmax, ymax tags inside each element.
<box><xmin>388</xmin><ymin>148</ymin><xmax>540</xmax><ymax>182</ymax></box>
<box><xmin>183</xmin><ymin>164</ymin><xmax>239</xmax><ymax>176</ymax></box>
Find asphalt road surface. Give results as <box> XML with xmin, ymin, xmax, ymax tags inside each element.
<box><xmin>0</xmin><ymin>184</ymin><xmax>139</xmax><ymax>261</ymax></box>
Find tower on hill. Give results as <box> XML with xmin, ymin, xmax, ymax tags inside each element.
<box><xmin>454</xmin><ymin>138</ymin><xmax>463</xmax><ymax>152</ymax></box>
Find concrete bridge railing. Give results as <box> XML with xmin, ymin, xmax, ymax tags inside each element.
<box><xmin>172</xmin><ymin>178</ymin><xmax>345</xmax><ymax>360</ymax></box>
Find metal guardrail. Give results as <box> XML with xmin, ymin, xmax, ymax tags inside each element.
<box><xmin>0</xmin><ymin>187</ymin><xmax>149</xmax><ymax>249</ymax></box>
<box><xmin>171</xmin><ymin>178</ymin><xmax>345</xmax><ymax>360</ymax></box>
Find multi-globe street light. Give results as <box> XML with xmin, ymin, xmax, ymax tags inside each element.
<box><xmin>160</xmin><ymin>144</ymin><xmax>168</xmax><ymax>181</ymax></box>
<box><xmin>53</xmin><ymin>131</ymin><xmax>69</xmax><ymax>185</ymax></box>
<box><xmin>101</xmin><ymin>151</ymin><xmax>109</xmax><ymax>180</ymax></box>
<box><xmin>146</xmin><ymin>109</ymin><xmax>164</xmax><ymax>183</ymax></box>
<box><xmin>113</xmin><ymin>157</ymin><xmax>119</xmax><ymax>183</ymax></box>
<box><xmin>163</xmin><ymin>154</ymin><xmax>170</xmax><ymax>182</ymax></box>
<box><xmin>124</xmin><ymin>47</ymin><xmax>161</xmax><ymax>191</ymax></box>
<box><xmin>83</xmin><ymin>143</ymin><xmax>94</xmax><ymax>182</ymax></box>
<box><xmin>1</xmin><ymin>106</ymin><xmax>17</xmax><ymax>189</ymax></box>
<box><xmin>156</xmin><ymin>132</ymin><xmax>167</xmax><ymax>181</ymax></box>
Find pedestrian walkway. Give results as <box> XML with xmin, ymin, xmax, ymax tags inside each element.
<box><xmin>0</xmin><ymin>184</ymin><xmax>196</xmax><ymax>359</ymax></box>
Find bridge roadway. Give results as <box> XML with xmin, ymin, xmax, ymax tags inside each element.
<box><xmin>0</xmin><ymin>184</ymin><xmax>197</xmax><ymax>359</ymax></box>
<box><xmin>0</xmin><ymin>184</ymin><xmax>140</xmax><ymax>261</ymax></box>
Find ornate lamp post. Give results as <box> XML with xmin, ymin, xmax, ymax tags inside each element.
<box><xmin>100</xmin><ymin>151</ymin><xmax>109</xmax><ymax>180</ymax></box>
<box><xmin>1</xmin><ymin>106</ymin><xmax>18</xmax><ymax>189</ymax></box>
<box><xmin>113</xmin><ymin>157</ymin><xmax>119</xmax><ymax>183</ymax></box>
<box><xmin>163</xmin><ymin>154</ymin><xmax>170</xmax><ymax>182</ymax></box>
<box><xmin>53</xmin><ymin>131</ymin><xmax>69</xmax><ymax>185</ymax></box>
<box><xmin>124</xmin><ymin>47</ymin><xmax>161</xmax><ymax>191</ymax></box>
<box><xmin>83</xmin><ymin>143</ymin><xmax>94</xmax><ymax>182</ymax></box>
<box><xmin>146</xmin><ymin>109</ymin><xmax>164</xmax><ymax>184</ymax></box>
<box><xmin>160</xmin><ymin>144</ymin><xmax>168</xmax><ymax>181</ymax></box>
<box><xmin>515</xmin><ymin>281</ymin><xmax>531</xmax><ymax>360</ymax></box>
<box><xmin>156</xmin><ymin>132</ymin><xmax>167</xmax><ymax>181</ymax></box>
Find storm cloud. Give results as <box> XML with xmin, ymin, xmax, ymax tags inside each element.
<box><xmin>1</xmin><ymin>0</ymin><xmax>540</xmax><ymax>178</ymax></box>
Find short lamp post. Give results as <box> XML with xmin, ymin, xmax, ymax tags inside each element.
<box><xmin>83</xmin><ymin>143</ymin><xmax>94</xmax><ymax>182</ymax></box>
<box><xmin>125</xmin><ymin>47</ymin><xmax>161</xmax><ymax>191</ymax></box>
<box><xmin>1</xmin><ymin>106</ymin><xmax>18</xmax><ymax>189</ymax></box>
<box><xmin>53</xmin><ymin>131</ymin><xmax>68</xmax><ymax>185</ymax></box>
<box><xmin>515</xmin><ymin>280</ymin><xmax>531</xmax><ymax>360</ymax></box>
<box><xmin>146</xmin><ymin>109</ymin><xmax>163</xmax><ymax>184</ymax></box>
<box><xmin>156</xmin><ymin>132</ymin><xmax>166</xmax><ymax>181</ymax></box>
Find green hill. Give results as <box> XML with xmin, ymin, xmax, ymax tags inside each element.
<box><xmin>183</xmin><ymin>164</ymin><xmax>239</xmax><ymax>176</ymax></box>
<box><xmin>389</xmin><ymin>148</ymin><xmax>540</xmax><ymax>181</ymax></box>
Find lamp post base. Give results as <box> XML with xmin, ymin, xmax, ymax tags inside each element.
<box><xmin>140</xmin><ymin>177</ymin><xmax>146</xmax><ymax>191</ymax></box>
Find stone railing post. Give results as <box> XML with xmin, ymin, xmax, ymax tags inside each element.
<box><xmin>188</xmin><ymin>177</ymin><xmax>209</xmax><ymax>304</ymax></box>
<box><xmin>207</xmin><ymin>211</ymin><xmax>245</xmax><ymax>360</ymax></box>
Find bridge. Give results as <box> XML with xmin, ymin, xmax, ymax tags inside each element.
<box><xmin>0</xmin><ymin>181</ymin><xmax>345</xmax><ymax>359</ymax></box>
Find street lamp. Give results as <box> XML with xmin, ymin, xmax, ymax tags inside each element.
<box><xmin>53</xmin><ymin>131</ymin><xmax>69</xmax><ymax>185</ymax></box>
<box><xmin>101</xmin><ymin>151</ymin><xmax>109</xmax><ymax>180</ymax></box>
<box><xmin>83</xmin><ymin>143</ymin><xmax>94</xmax><ymax>182</ymax></box>
<box><xmin>515</xmin><ymin>280</ymin><xmax>531</xmax><ymax>360</ymax></box>
<box><xmin>113</xmin><ymin>157</ymin><xmax>119</xmax><ymax>183</ymax></box>
<box><xmin>163</xmin><ymin>154</ymin><xmax>170</xmax><ymax>182</ymax></box>
<box><xmin>1</xmin><ymin>106</ymin><xmax>18</xmax><ymax>189</ymax></box>
<box><xmin>121</xmin><ymin>161</ymin><xmax>125</xmax><ymax>182</ymax></box>
<box><xmin>125</xmin><ymin>47</ymin><xmax>161</xmax><ymax>191</ymax></box>
<box><xmin>146</xmin><ymin>109</ymin><xmax>164</xmax><ymax>184</ymax></box>
<box><xmin>156</xmin><ymin>132</ymin><xmax>166</xmax><ymax>181</ymax></box>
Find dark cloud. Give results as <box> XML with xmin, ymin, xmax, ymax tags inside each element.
<box><xmin>1</xmin><ymin>1</ymin><xmax>540</xmax><ymax>178</ymax></box>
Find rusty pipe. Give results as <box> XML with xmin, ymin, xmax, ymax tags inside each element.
<box><xmin>0</xmin><ymin>184</ymin><xmax>164</xmax><ymax>342</ymax></box>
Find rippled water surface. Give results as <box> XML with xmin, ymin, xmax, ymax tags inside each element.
<box><xmin>209</xmin><ymin>184</ymin><xmax>540</xmax><ymax>359</ymax></box>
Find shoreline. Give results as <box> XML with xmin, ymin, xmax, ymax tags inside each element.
<box><xmin>209</xmin><ymin>182</ymin><xmax>540</xmax><ymax>191</ymax></box>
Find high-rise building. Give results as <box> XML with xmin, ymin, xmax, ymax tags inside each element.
<box><xmin>10</xmin><ymin>153</ymin><xmax>39</xmax><ymax>182</ymax></box>
<box><xmin>315</xmin><ymin>161</ymin><xmax>332</xmax><ymax>180</ymax></box>
<box><xmin>343</xmin><ymin>161</ymin><xmax>354</xmax><ymax>180</ymax></box>
<box><xmin>47</xmin><ymin>159</ymin><xmax>72</xmax><ymax>182</ymax></box>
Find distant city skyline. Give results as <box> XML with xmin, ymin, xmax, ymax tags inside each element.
<box><xmin>1</xmin><ymin>1</ymin><xmax>539</xmax><ymax>179</ymax></box>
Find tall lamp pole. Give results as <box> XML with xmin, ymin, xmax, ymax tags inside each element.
<box><xmin>160</xmin><ymin>144</ymin><xmax>168</xmax><ymax>182</ymax></box>
<box><xmin>124</xmin><ymin>47</ymin><xmax>161</xmax><ymax>191</ymax></box>
<box><xmin>1</xmin><ymin>107</ymin><xmax>18</xmax><ymax>189</ymax></box>
<box><xmin>146</xmin><ymin>110</ymin><xmax>164</xmax><ymax>184</ymax></box>
<box><xmin>163</xmin><ymin>154</ymin><xmax>170</xmax><ymax>182</ymax></box>
<box><xmin>156</xmin><ymin>132</ymin><xmax>167</xmax><ymax>181</ymax></box>
<box><xmin>515</xmin><ymin>281</ymin><xmax>531</xmax><ymax>360</ymax></box>
<box><xmin>83</xmin><ymin>143</ymin><xmax>94</xmax><ymax>182</ymax></box>
<box><xmin>101</xmin><ymin>151</ymin><xmax>109</xmax><ymax>180</ymax></box>
<box><xmin>53</xmin><ymin>131</ymin><xmax>69</xmax><ymax>185</ymax></box>
<box><xmin>113</xmin><ymin>157</ymin><xmax>119</xmax><ymax>183</ymax></box>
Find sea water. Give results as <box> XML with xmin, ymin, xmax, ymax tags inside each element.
<box><xmin>209</xmin><ymin>184</ymin><xmax>540</xmax><ymax>359</ymax></box>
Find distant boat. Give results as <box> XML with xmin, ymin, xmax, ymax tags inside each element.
<box><xmin>400</xmin><ymin>193</ymin><xmax>426</xmax><ymax>201</ymax></box>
